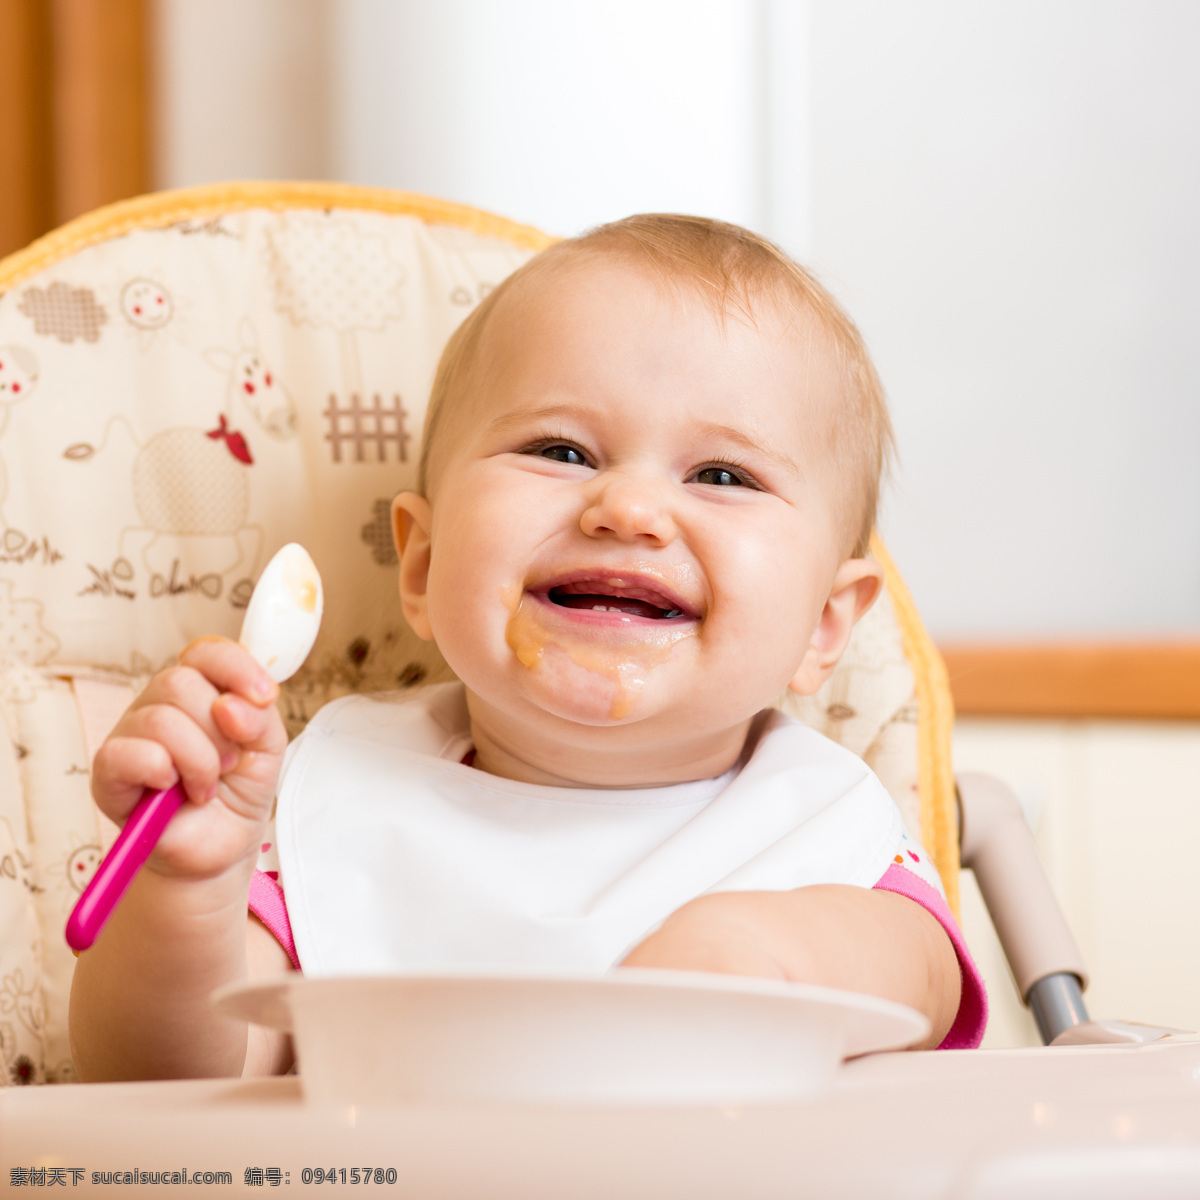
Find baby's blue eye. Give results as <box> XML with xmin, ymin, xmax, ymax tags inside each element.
<box><xmin>539</xmin><ymin>444</ymin><xmax>588</xmax><ymax>466</ymax></box>
<box><xmin>695</xmin><ymin>466</ymin><xmax>743</xmax><ymax>486</ymax></box>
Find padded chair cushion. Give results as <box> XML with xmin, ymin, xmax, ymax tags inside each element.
<box><xmin>0</xmin><ymin>185</ymin><xmax>954</xmax><ymax>1086</ymax></box>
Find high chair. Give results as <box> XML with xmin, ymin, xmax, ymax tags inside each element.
<box><xmin>1</xmin><ymin>185</ymin><xmax>1197</xmax><ymax>1197</ymax></box>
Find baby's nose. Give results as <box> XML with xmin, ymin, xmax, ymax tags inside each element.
<box><xmin>579</xmin><ymin>472</ymin><xmax>677</xmax><ymax>545</ymax></box>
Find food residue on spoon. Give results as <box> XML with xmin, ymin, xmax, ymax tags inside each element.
<box><xmin>240</xmin><ymin>544</ymin><xmax>324</xmax><ymax>684</ymax></box>
<box><xmin>282</xmin><ymin>554</ymin><xmax>320</xmax><ymax>614</ymax></box>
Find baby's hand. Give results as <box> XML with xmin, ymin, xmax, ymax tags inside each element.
<box><xmin>90</xmin><ymin>638</ymin><xmax>288</xmax><ymax>882</ymax></box>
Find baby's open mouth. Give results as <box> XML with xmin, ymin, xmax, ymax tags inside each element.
<box><xmin>540</xmin><ymin>578</ymin><xmax>692</xmax><ymax>621</ymax></box>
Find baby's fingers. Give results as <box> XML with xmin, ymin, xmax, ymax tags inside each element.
<box><xmin>91</xmin><ymin>640</ymin><xmax>286</xmax><ymax>828</ymax></box>
<box><xmin>90</xmin><ymin>734</ymin><xmax>180</xmax><ymax>821</ymax></box>
<box><xmin>127</xmin><ymin>662</ymin><xmax>239</xmax><ymax>772</ymax></box>
<box><xmin>211</xmin><ymin>692</ymin><xmax>287</xmax><ymax>764</ymax></box>
<box><xmin>92</xmin><ymin>702</ymin><xmax>224</xmax><ymax>818</ymax></box>
<box><xmin>178</xmin><ymin>636</ymin><xmax>278</xmax><ymax>708</ymax></box>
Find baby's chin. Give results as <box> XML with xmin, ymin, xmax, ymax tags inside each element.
<box><xmin>452</xmin><ymin>641</ymin><xmax>668</xmax><ymax>730</ymax></box>
<box><xmin>512</xmin><ymin>642</ymin><xmax>655</xmax><ymax>726</ymax></box>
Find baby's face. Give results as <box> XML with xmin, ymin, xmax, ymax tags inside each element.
<box><xmin>396</xmin><ymin>257</ymin><xmax>880</xmax><ymax>782</ymax></box>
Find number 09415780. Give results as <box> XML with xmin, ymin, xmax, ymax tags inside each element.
<box><xmin>300</xmin><ymin>1167</ymin><xmax>399</xmax><ymax>1185</ymax></box>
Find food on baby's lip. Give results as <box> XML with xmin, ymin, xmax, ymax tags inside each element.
<box><xmin>505</xmin><ymin>590</ymin><xmax>698</xmax><ymax>721</ymax></box>
<box><xmin>239</xmin><ymin>543</ymin><xmax>324</xmax><ymax>683</ymax></box>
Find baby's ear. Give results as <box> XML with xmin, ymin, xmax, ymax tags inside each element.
<box><xmin>787</xmin><ymin>558</ymin><xmax>884</xmax><ymax>697</ymax></box>
<box><xmin>391</xmin><ymin>493</ymin><xmax>434</xmax><ymax>641</ymax></box>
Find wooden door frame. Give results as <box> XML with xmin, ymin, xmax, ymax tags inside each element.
<box><xmin>0</xmin><ymin>0</ymin><xmax>150</xmax><ymax>259</ymax></box>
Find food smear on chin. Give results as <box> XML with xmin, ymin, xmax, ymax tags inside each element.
<box><xmin>503</xmin><ymin>591</ymin><xmax>697</xmax><ymax>720</ymax></box>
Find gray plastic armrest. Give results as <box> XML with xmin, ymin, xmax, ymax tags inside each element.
<box><xmin>957</xmin><ymin>772</ymin><xmax>1090</xmax><ymax>1007</ymax></box>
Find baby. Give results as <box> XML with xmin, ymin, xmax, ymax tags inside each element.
<box><xmin>70</xmin><ymin>215</ymin><xmax>985</xmax><ymax>1080</ymax></box>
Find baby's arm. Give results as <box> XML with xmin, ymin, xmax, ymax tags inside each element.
<box><xmin>620</xmin><ymin>887</ymin><xmax>962</xmax><ymax>1049</ymax></box>
<box><xmin>69</xmin><ymin>639</ymin><xmax>290</xmax><ymax>1081</ymax></box>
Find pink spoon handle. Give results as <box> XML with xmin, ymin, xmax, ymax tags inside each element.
<box><xmin>65</xmin><ymin>782</ymin><xmax>186</xmax><ymax>952</ymax></box>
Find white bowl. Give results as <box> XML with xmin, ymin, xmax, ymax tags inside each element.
<box><xmin>213</xmin><ymin>970</ymin><xmax>927</xmax><ymax>1106</ymax></box>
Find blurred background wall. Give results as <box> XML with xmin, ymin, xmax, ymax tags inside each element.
<box><xmin>5</xmin><ymin>0</ymin><xmax>1198</xmax><ymax>642</ymax></box>
<box><xmin>2</xmin><ymin>0</ymin><xmax>1200</xmax><ymax>643</ymax></box>
<box><xmin>148</xmin><ymin>0</ymin><xmax>1200</xmax><ymax>644</ymax></box>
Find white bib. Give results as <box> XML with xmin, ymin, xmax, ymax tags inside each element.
<box><xmin>276</xmin><ymin>683</ymin><xmax>905</xmax><ymax>976</ymax></box>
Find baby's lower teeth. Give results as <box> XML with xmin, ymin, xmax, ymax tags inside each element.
<box><xmin>588</xmin><ymin>602</ymin><xmax>680</xmax><ymax>618</ymax></box>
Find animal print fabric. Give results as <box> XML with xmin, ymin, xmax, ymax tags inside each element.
<box><xmin>0</xmin><ymin>191</ymin><xmax>926</xmax><ymax>1085</ymax></box>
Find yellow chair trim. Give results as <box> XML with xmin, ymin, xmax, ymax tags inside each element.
<box><xmin>871</xmin><ymin>534</ymin><xmax>960</xmax><ymax>916</ymax></box>
<box><xmin>0</xmin><ymin>181</ymin><xmax>558</xmax><ymax>296</ymax></box>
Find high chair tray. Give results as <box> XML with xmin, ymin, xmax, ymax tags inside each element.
<box><xmin>7</xmin><ymin>1042</ymin><xmax>1200</xmax><ymax>1198</ymax></box>
<box><xmin>212</xmin><ymin>969</ymin><xmax>929</xmax><ymax>1105</ymax></box>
